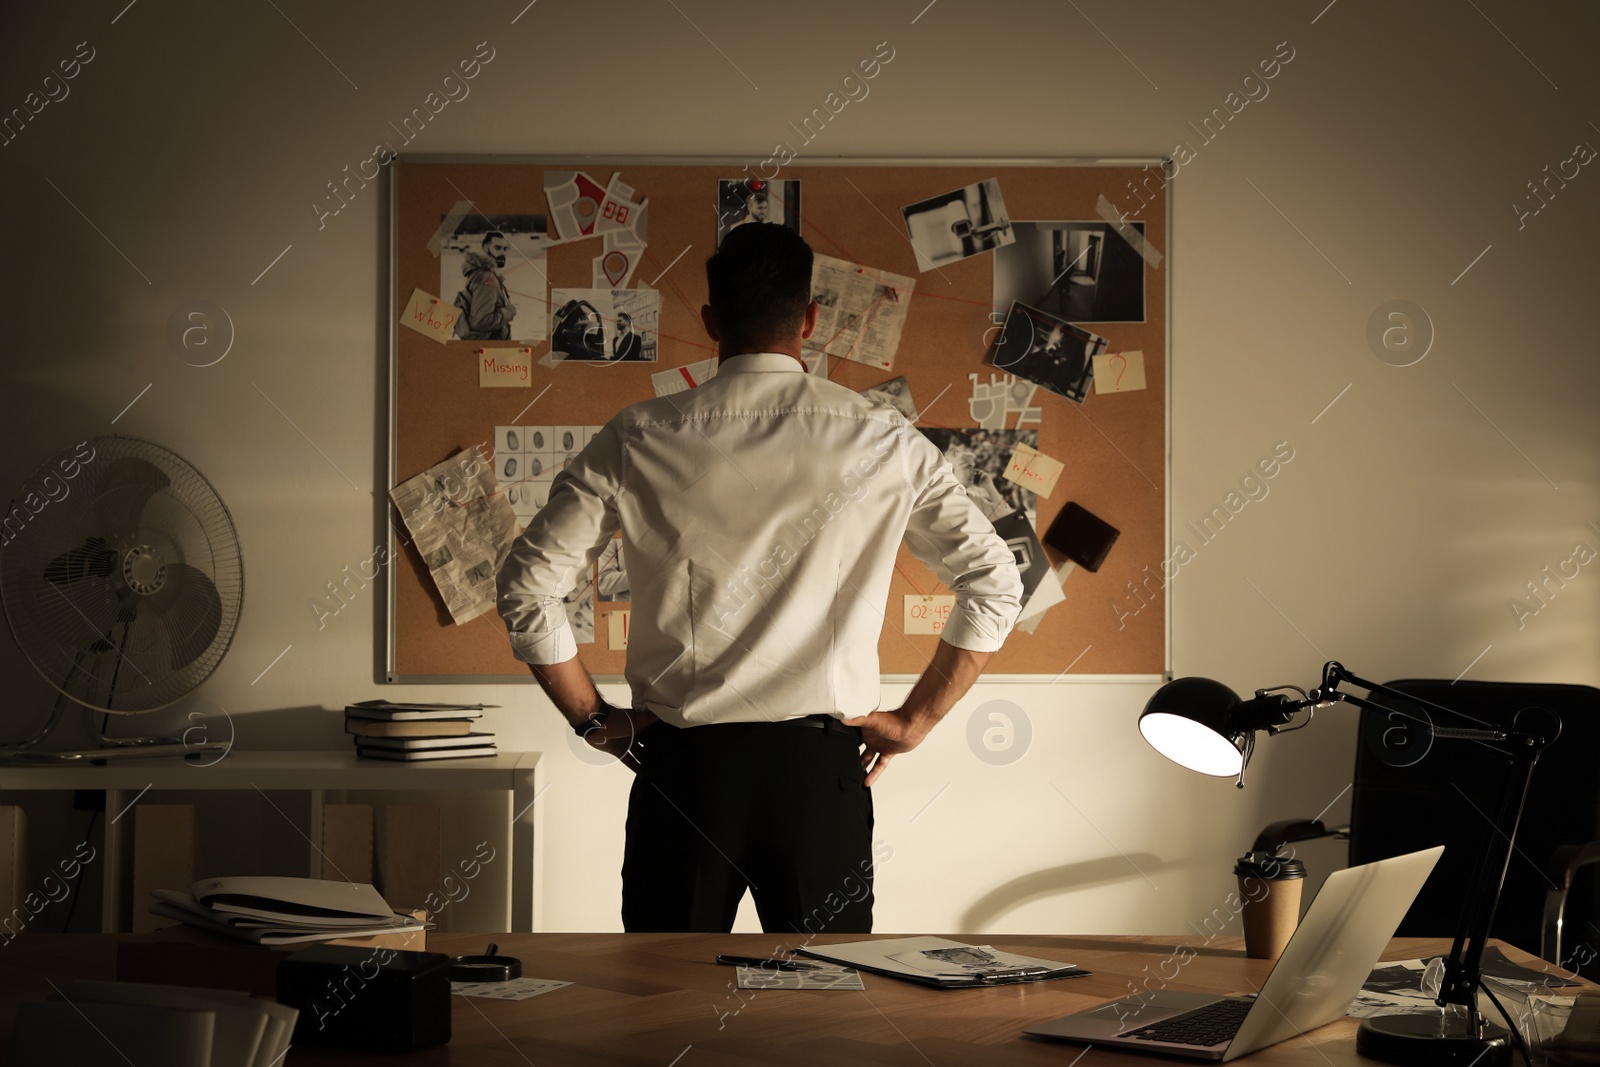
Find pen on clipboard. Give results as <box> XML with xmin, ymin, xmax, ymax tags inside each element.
<box><xmin>715</xmin><ymin>954</ymin><xmax>823</xmax><ymax>971</ymax></box>
<box><xmin>976</xmin><ymin>966</ymin><xmax>1055</xmax><ymax>983</ymax></box>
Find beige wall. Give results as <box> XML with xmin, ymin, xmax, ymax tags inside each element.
<box><xmin>2</xmin><ymin>1</ymin><xmax>1596</xmax><ymax>933</ymax></box>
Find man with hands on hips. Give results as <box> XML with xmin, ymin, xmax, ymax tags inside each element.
<box><xmin>496</xmin><ymin>222</ymin><xmax>1022</xmax><ymax>934</ymax></box>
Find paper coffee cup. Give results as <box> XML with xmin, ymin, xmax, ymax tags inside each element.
<box><xmin>1234</xmin><ymin>852</ymin><xmax>1306</xmax><ymax>959</ymax></box>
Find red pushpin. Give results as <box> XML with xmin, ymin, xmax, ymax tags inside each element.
<box><xmin>749</xmin><ymin>178</ymin><xmax>765</xmax><ymax>191</ymax></box>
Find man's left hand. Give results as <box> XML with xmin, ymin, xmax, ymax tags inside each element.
<box><xmin>840</xmin><ymin>708</ymin><xmax>931</xmax><ymax>787</ymax></box>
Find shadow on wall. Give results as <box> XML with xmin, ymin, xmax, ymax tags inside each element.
<box><xmin>959</xmin><ymin>853</ymin><xmax>1168</xmax><ymax>931</ymax></box>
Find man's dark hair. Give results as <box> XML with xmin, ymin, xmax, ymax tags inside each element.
<box><xmin>705</xmin><ymin>222</ymin><xmax>813</xmax><ymax>346</ymax></box>
<box><xmin>481</xmin><ymin>230</ymin><xmax>506</xmax><ymax>248</ymax></box>
<box><xmin>616</xmin><ymin>311</ymin><xmax>632</xmax><ymax>327</ymax></box>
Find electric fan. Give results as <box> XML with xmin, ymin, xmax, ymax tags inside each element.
<box><xmin>0</xmin><ymin>436</ymin><xmax>244</xmax><ymax>761</ymax></box>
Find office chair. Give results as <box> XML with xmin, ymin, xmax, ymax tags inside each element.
<box><xmin>1254</xmin><ymin>679</ymin><xmax>1600</xmax><ymax>980</ymax></box>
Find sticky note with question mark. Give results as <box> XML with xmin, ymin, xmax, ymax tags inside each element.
<box><xmin>1092</xmin><ymin>349</ymin><xmax>1146</xmax><ymax>394</ymax></box>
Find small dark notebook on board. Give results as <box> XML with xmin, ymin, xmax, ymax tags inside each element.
<box><xmin>1043</xmin><ymin>502</ymin><xmax>1119</xmax><ymax>572</ymax></box>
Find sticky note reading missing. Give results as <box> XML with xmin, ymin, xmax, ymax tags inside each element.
<box><xmin>479</xmin><ymin>347</ymin><xmax>533</xmax><ymax>387</ymax></box>
<box><xmin>1002</xmin><ymin>443</ymin><xmax>1064</xmax><ymax>498</ymax></box>
<box><xmin>904</xmin><ymin>594</ymin><xmax>957</xmax><ymax>635</ymax></box>
<box><xmin>607</xmin><ymin>609</ymin><xmax>630</xmax><ymax>650</ymax></box>
<box><xmin>1093</xmin><ymin>350</ymin><xmax>1146</xmax><ymax>394</ymax></box>
<box><xmin>400</xmin><ymin>288</ymin><xmax>460</xmax><ymax>344</ymax></box>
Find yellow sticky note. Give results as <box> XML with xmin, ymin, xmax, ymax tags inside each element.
<box><xmin>1093</xmin><ymin>349</ymin><xmax>1146</xmax><ymax>394</ymax></box>
<box><xmin>1002</xmin><ymin>443</ymin><xmax>1065</xmax><ymax>498</ymax></box>
<box><xmin>904</xmin><ymin>594</ymin><xmax>956</xmax><ymax>635</ymax></box>
<box><xmin>399</xmin><ymin>288</ymin><xmax>460</xmax><ymax>344</ymax></box>
<box><xmin>478</xmin><ymin>347</ymin><xmax>533</xmax><ymax>387</ymax></box>
<box><xmin>608</xmin><ymin>609</ymin><xmax>630</xmax><ymax>650</ymax></box>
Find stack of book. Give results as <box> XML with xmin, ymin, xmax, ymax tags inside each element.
<box><xmin>345</xmin><ymin>699</ymin><xmax>498</xmax><ymax>761</ymax></box>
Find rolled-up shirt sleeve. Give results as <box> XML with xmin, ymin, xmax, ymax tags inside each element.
<box><xmin>495</xmin><ymin>423</ymin><xmax>624</xmax><ymax>664</ymax></box>
<box><xmin>898</xmin><ymin>424</ymin><xmax>1024</xmax><ymax>652</ymax></box>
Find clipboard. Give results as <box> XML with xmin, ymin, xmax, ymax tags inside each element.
<box><xmin>796</xmin><ymin>936</ymin><xmax>1091</xmax><ymax>989</ymax></box>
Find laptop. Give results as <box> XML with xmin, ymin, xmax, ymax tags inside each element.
<box><xmin>1023</xmin><ymin>846</ymin><xmax>1444</xmax><ymax>1061</ymax></box>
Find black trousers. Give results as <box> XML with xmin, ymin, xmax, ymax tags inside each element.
<box><xmin>621</xmin><ymin>715</ymin><xmax>875</xmax><ymax>934</ymax></box>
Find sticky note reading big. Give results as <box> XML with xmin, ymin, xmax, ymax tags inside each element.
<box><xmin>400</xmin><ymin>288</ymin><xmax>460</xmax><ymax>344</ymax></box>
<box><xmin>904</xmin><ymin>594</ymin><xmax>957</xmax><ymax>635</ymax></box>
<box><xmin>1092</xmin><ymin>350</ymin><xmax>1146</xmax><ymax>394</ymax></box>
<box><xmin>479</xmin><ymin>348</ymin><xmax>533</xmax><ymax>387</ymax></box>
<box><xmin>1002</xmin><ymin>443</ymin><xmax>1065</xmax><ymax>498</ymax></box>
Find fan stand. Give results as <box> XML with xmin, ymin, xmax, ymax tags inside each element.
<box><xmin>1</xmin><ymin>646</ymin><xmax>228</xmax><ymax>765</ymax></box>
<box><xmin>2</xmin><ymin>703</ymin><xmax>228</xmax><ymax>764</ymax></box>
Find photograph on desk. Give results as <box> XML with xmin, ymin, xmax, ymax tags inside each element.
<box><xmin>989</xmin><ymin>299</ymin><xmax>1109</xmax><ymax>404</ymax></box>
<box><xmin>901</xmin><ymin>177</ymin><xmax>1015</xmax><ymax>271</ymax></box>
<box><xmin>993</xmin><ymin>220</ymin><xmax>1146</xmax><ymax>322</ymax></box>
<box><xmin>438</xmin><ymin>213</ymin><xmax>549</xmax><ymax>343</ymax></box>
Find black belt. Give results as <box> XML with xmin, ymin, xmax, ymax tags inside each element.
<box><xmin>788</xmin><ymin>714</ymin><xmax>861</xmax><ymax>738</ymax></box>
<box><xmin>648</xmin><ymin>714</ymin><xmax>860</xmax><ymax>739</ymax></box>
<box><xmin>790</xmin><ymin>716</ymin><xmax>844</xmax><ymax>735</ymax></box>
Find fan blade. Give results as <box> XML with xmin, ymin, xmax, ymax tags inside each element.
<box><xmin>90</xmin><ymin>457</ymin><xmax>171</xmax><ymax>536</ymax></box>
<box><xmin>33</xmin><ymin>571</ymin><xmax>125</xmax><ymax>651</ymax></box>
<box><xmin>144</xmin><ymin>563</ymin><xmax>223</xmax><ymax>671</ymax></box>
<box><xmin>43</xmin><ymin>537</ymin><xmax>117</xmax><ymax>585</ymax></box>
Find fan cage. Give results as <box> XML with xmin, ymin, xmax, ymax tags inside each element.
<box><xmin>0</xmin><ymin>435</ymin><xmax>244</xmax><ymax>714</ymax></box>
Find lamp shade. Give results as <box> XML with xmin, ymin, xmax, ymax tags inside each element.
<box><xmin>1138</xmin><ymin>677</ymin><xmax>1251</xmax><ymax>777</ymax></box>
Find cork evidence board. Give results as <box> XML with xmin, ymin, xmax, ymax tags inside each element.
<box><xmin>386</xmin><ymin>156</ymin><xmax>1169</xmax><ymax>682</ymax></box>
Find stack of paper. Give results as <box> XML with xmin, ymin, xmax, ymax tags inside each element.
<box><xmin>345</xmin><ymin>699</ymin><xmax>499</xmax><ymax>761</ymax></box>
<box><xmin>7</xmin><ymin>980</ymin><xmax>296</xmax><ymax>1066</ymax></box>
<box><xmin>149</xmin><ymin>876</ymin><xmax>428</xmax><ymax>945</ymax></box>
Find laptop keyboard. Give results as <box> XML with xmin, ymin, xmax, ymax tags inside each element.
<box><xmin>1120</xmin><ymin>997</ymin><xmax>1253</xmax><ymax>1046</ymax></box>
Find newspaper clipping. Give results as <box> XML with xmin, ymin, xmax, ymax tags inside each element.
<box><xmin>390</xmin><ymin>447</ymin><xmax>519</xmax><ymax>626</ymax></box>
<box><xmin>805</xmin><ymin>254</ymin><xmax>916</xmax><ymax>371</ymax></box>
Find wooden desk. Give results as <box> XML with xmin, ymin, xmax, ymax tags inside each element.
<box><xmin>0</xmin><ymin>932</ymin><xmax>1574</xmax><ymax>1065</ymax></box>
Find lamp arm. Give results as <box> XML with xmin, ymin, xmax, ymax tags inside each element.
<box><xmin>1312</xmin><ymin>662</ymin><xmax>1507</xmax><ymax>737</ymax></box>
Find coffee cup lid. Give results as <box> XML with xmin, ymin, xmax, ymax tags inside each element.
<box><xmin>1234</xmin><ymin>851</ymin><xmax>1306</xmax><ymax>879</ymax></box>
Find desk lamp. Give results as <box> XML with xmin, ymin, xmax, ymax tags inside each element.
<box><xmin>1139</xmin><ymin>661</ymin><xmax>1559</xmax><ymax>1067</ymax></box>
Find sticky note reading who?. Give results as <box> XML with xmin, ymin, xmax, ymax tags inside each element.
<box><xmin>479</xmin><ymin>348</ymin><xmax>533</xmax><ymax>387</ymax></box>
<box><xmin>1092</xmin><ymin>350</ymin><xmax>1146</xmax><ymax>394</ymax></box>
<box><xmin>1002</xmin><ymin>443</ymin><xmax>1065</xmax><ymax>498</ymax></box>
<box><xmin>400</xmin><ymin>288</ymin><xmax>460</xmax><ymax>344</ymax></box>
<box><xmin>904</xmin><ymin>594</ymin><xmax>957</xmax><ymax>635</ymax></box>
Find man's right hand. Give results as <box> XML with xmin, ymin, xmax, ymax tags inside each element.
<box><xmin>504</xmin><ymin>303</ymin><xmax>518</xmax><ymax>320</ymax></box>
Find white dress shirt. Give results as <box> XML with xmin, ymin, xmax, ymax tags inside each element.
<box><xmin>495</xmin><ymin>352</ymin><xmax>1023</xmax><ymax>727</ymax></box>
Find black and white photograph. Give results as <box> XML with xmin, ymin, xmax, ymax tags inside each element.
<box><xmin>860</xmin><ymin>376</ymin><xmax>918</xmax><ymax>421</ymax></box>
<box><xmin>597</xmin><ymin>539</ymin><xmax>631</xmax><ymax>601</ymax></box>
<box><xmin>440</xmin><ymin>213</ymin><xmax>549</xmax><ymax>343</ymax></box>
<box><xmin>990</xmin><ymin>300</ymin><xmax>1109</xmax><ymax>404</ymax></box>
<box><xmin>993</xmin><ymin>221</ymin><xmax>1146</xmax><ymax>322</ymax></box>
<box><xmin>991</xmin><ymin>509</ymin><xmax>1052</xmax><ymax>612</ymax></box>
<box><xmin>549</xmin><ymin>288</ymin><xmax>660</xmax><ymax>363</ymax></box>
<box><xmin>900</xmin><ymin>177</ymin><xmax>1014</xmax><ymax>272</ymax></box>
<box><xmin>716</xmin><ymin>178</ymin><xmax>801</xmax><ymax>245</ymax></box>
<box><xmin>565</xmin><ymin>570</ymin><xmax>596</xmax><ymax>645</ymax></box>
<box><xmin>918</xmin><ymin>427</ymin><xmax>1039</xmax><ymax>525</ymax></box>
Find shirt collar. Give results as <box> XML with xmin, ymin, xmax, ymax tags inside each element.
<box><xmin>718</xmin><ymin>352</ymin><xmax>807</xmax><ymax>375</ymax></box>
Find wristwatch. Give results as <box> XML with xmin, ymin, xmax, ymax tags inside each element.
<box><xmin>574</xmin><ymin>702</ymin><xmax>612</xmax><ymax>738</ymax></box>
